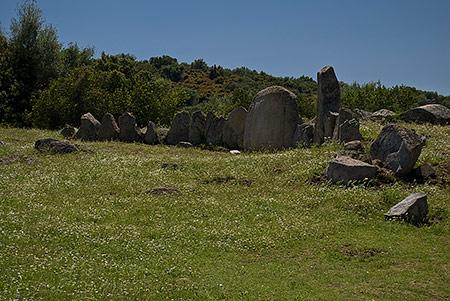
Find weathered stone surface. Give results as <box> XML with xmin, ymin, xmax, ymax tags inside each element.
<box><xmin>355</xmin><ymin>109</ymin><xmax>373</xmax><ymax>120</ymax></box>
<box><xmin>243</xmin><ymin>86</ymin><xmax>300</xmax><ymax>151</ymax></box>
<box><xmin>75</xmin><ymin>113</ymin><xmax>101</xmax><ymax>141</ymax></box>
<box><xmin>188</xmin><ymin>111</ymin><xmax>206</xmax><ymax>145</ymax></box>
<box><xmin>293</xmin><ymin>123</ymin><xmax>314</xmax><ymax>147</ymax></box>
<box><xmin>223</xmin><ymin>107</ymin><xmax>247</xmax><ymax>149</ymax></box>
<box><xmin>229</xmin><ymin>150</ymin><xmax>241</xmax><ymax>155</ymax></box>
<box><xmin>166</xmin><ymin>112</ymin><xmax>191</xmax><ymax>145</ymax></box>
<box><xmin>336</xmin><ymin>118</ymin><xmax>362</xmax><ymax>143</ymax></box>
<box><xmin>401</xmin><ymin>104</ymin><xmax>450</xmax><ymax>125</ymax></box>
<box><xmin>314</xmin><ymin>66</ymin><xmax>341</xmax><ymax>144</ymax></box>
<box><xmin>205</xmin><ymin>112</ymin><xmax>225</xmax><ymax>146</ymax></box>
<box><xmin>60</xmin><ymin>124</ymin><xmax>78</xmax><ymax>139</ymax></box>
<box><xmin>371</xmin><ymin>109</ymin><xmax>396</xmax><ymax>120</ymax></box>
<box><xmin>144</xmin><ymin>121</ymin><xmax>158</xmax><ymax>145</ymax></box>
<box><xmin>98</xmin><ymin>113</ymin><xmax>119</xmax><ymax>141</ymax></box>
<box><xmin>385</xmin><ymin>192</ymin><xmax>428</xmax><ymax>225</ymax></box>
<box><xmin>340</xmin><ymin>140</ymin><xmax>366</xmax><ymax>161</ymax></box>
<box><xmin>118</xmin><ymin>112</ymin><xmax>143</xmax><ymax>143</ymax></box>
<box><xmin>414</xmin><ymin>163</ymin><xmax>436</xmax><ymax>181</ymax></box>
<box><xmin>156</xmin><ymin>127</ymin><xmax>169</xmax><ymax>144</ymax></box>
<box><xmin>370</xmin><ymin>124</ymin><xmax>426</xmax><ymax>175</ymax></box>
<box><xmin>326</xmin><ymin>156</ymin><xmax>377</xmax><ymax>183</ymax></box>
<box><xmin>35</xmin><ymin>138</ymin><xmax>78</xmax><ymax>154</ymax></box>
<box><xmin>333</xmin><ymin>108</ymin><xmax>357</xmax><ymax>140</ymax></box>
<box><xmin>177</xmin><ymin>141</ymin><xmax>193</xmax><ymax>148</ymax></box>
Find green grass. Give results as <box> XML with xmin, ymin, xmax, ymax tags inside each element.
<box><xmin>0</xmin><ymin>122</ymin><xmax>449</xmax><ymax>300</ymax></box>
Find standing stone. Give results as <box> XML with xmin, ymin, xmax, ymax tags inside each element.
<box><xmin>98</xmin><ymin>113</ymin><xmax>120</xmax><ymax>141</ymax></box>
<box><xmin>385</xmin><ymin>192</ymin><xmax>428</xmax><ymax>225</ymax></box>
<box><xmin>222</xmin><ymin>107</ymin><xmax>247</xmax><ymax>149</ymax></box>
<box><xmin>243</xmin><ymin>86</ymin><xmax>300</xmax><ymax>151</ymax></box>
<box><xmin>326</xmin><ymin>156</ymin><xmax>377</xmax><ymax>183</ymax></box>
<box><xmin>144</xmin><ymin>121</ymin><xmax>158</xmax><ymax>145</ymax></box>
<box><xmin>314</xmin><ymin>66</ymin><xmax>341</xmax><ymax>144</ymax></box>
<box><xmin>333</xmin><ymin>108</ymin><xmax>362</xmax><ymax>143</ymax></box>
<box><xmin>166</xmin><ymin>111</ymin><xmax>191</xmax><ymax>145</ymax></box>
<box><xmin>205</xmin><ymin>112</ymin><xmax>225</xmax><ymax>146</ymax></box>
<box><xmin>293</xmin><ymin>122</ymin><xmax>314</xmax><ymax>147</ymax></box>
<box><xmin>400</xmin><ymin>104</ymin><xmax>450</xmax><ymax>125</ymax></box>
<box><xmin>60</xmin><ymin>124</ymin><xmax>78</xmax><ymax>139</ymax></box>
<box><xmin>75</xmin><ymin>113</ymin><xmax>101</xmax><ymax>141</ymax></box>
<box><xmin>118</xmin><ymin>112</ymin><xmax>143</xmax><ymax>143</ymax></box>
<box><xmin>188</xmin><ymin>111</ymin><xmax>206</xmax><ymax>145</ymax></box>
<box><xmin>370</xmin><ymin>124</ymin><xmax>426</xmax><ymax>175</ymax></box>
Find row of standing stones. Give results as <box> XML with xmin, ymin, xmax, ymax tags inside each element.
<box><xmin>42</xmin><ymin>65</ymin><xmax>448</xmax><ymax>225</ymax></box>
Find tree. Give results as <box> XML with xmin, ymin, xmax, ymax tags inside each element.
<box><xmin>7</xmin><ymin>0</ymin><xmax>61</xmax><ymax>125</ymax></box>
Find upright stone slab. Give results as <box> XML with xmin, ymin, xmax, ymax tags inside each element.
<box><xmin>336</xmin><ymin>118</ymin><xmax>362</xmax><ymax>143</ymax></box>
<box><xmin>314</xmin><ymin>66</ymin><xmax>341</xmax><ymax>144</ymax></box>
<box><xmin>188</xmin><ymin>111</ymin><xmax>206</xmax><ymax>145</ymax></box>
<box><xmin>144</xmin><ymin>121</ymin><xmax>158</xmax><ymax>145</ymax></box>
<box><xmin>205</xmin><ymin>112</ymin><xmax>225</xmax><ymax>146</ymax></box>
<box><xmin>401</xmin><ymin>104</ymin><xmax>450</xmax><ymax>125</ymax></box>
<box><xmin>75</xmin><ymin>113</ymin><xmax>101</xmax><ymax>141</ymax></box>
<box><xmin>243</xmin><ymin>86</ymin><xmax>300</xmax><ymax>151</ymax></box>
<box><xmin>293</xmin><ymin>122</ymin><xmax>314</xmax><ymax>147</ymax></box>
<box><xmin>370</xmin><ymin>124</ymin><xmax>426</xmax><ymax>175</ymax></box>
<box><xmin>222</xmin><ymin>107</ymin><xmax>247</xmax><ymax>149</ymax></box>
<box><xmin>118</xmin><ymin>112</ymin><xmax>143</xmax><ymax>143</ymax></box>
<box><xmin>166</xmin><ymin>112</ymin><xmax>191</xmax><ymax>145</ymax></box>
<box><xmin>98</xmin><ymin>113</ymin><xmax>120</xmax><ymax>141</ymax></box>
<box><xmin>385</xmin><ymin>192</ymin><xmax>428</xmax><ymax>225</ymax></box>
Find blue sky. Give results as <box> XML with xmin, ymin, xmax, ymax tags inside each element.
<box><xmin>1</xmin><ymin>0</ymin><xmax>449</xmax><ymax>95</ymax></box>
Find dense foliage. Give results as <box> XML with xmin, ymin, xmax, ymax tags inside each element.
<box><xmin>0</xmin><ymin>1</ymin><xmax>449</xmax><ymax>129</ymax></box>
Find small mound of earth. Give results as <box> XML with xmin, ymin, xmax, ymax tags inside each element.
<box><xmin>146</xmin><ymin>187</ymin><xmax>180</xmax><ymax>195</ymax></box>
<box><xmin>0</xmin><ymin>155</ymin><xmax>34</xmax><ymax>165</ymax></box>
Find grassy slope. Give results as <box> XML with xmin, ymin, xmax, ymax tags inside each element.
<box><xmin>0</xmin><ymin>122</ymin><xmax>449</xmax><ymax>300</ymax></box>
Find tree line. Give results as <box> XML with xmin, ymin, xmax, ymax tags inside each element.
<box><xmin>1</xmin><ymin>1</ymin><xmax>449</xmax><ymax>130</ymax></box>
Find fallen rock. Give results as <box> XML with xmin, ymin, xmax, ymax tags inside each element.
<box><xmin>370</xmin><ymin>124</ymin><xmax>426</xmax><ymax>175</ymax></box>
<box><xmin>98</xmin><ymin>113</ymin><xmax>120</xmax><ymax>141</ymax></box>
<box><xmin>326</xmin><ymin>155</ymin><xmax>377</xmax><ymax>183</ymax></box>
<box><xmin>189</xmin><ymin>111</ymin><xmax>206</xmax><ymax>145</ymax></box>
<box><xmin>35</xmin><ymin>138</ymin><xmax>78</xmax><ymax>154</ymax></box>
<box><xmin>205</xmin><ymin>112</ymin><xmax>225</xmax><ymax>146</ymax></box>
<box><xmin>166</xmin><ymin>112</ymin><xmax>191</xmax><ymax>145</ymax></box>
<box><xmin>340</xmin><ymin>140</ymin><xmax>366</xmax><ymax>161</ymax></box>
<box><xmin>75</xmin><ymin>113</ymin><xmax>101</xmax><ymax>141</ymax></box>
<box><xmin>371</xmin><ymin>109</ymin><xmax>396</xmax><ymax>121</ymax></box>
<box><xmin>177</xmin><ymin>141</ymin><xmax>193</xmax><ymax>148</ymax></box>
<box><xmin>144</xmin><ymin>121</ymin><xmax>158</xmax><ymax>145</ymax></box>
<box><xmin>354</xmin><ymin>109</ymin><xmax>373</xmax><ymax>120</ymax></box>
<box><xmin>385</xmin><ymin>192</ymin><xmax>428</xmax><ymax>225</ymax></box>
<box><xmin>118</xmin><ymin>112</ymin><xmax>143</xmax><ymax>143</ymax></box>
<box><xmin>401</xmin><ymin>104</ymin><xmax>450</xmax><ymax>125</ymax></box>
<box><xmin>60</xmin><ymin>124</ymin><xmax>78</xmax><ymax>139</ymax></box>
<box><xmin>243</xmin><ymin>86</ymin><xmax>300</xmax><ymax>150</ymax></box>
<box><xmin>223</xmin><ymin>107</ymin><xmax>247</xmax><ymax>149</ymax></box>
<box><xmin>414</xmin><ymin>163</ymin><xmax>436</xmax><ymax>182</ymax></box>
<box><xmin>229</xmin><ymin>150</ymin><xmax>241</xmax><ymax>155</ymax></box>
<box><xmin>314</xmin><ymin>66</ymin><xmax>341</xmax><ymax>144</ymax></box>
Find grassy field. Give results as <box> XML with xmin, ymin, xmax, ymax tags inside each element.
<box><xmin>0</xmin><ymin>121</ymin><xmax>449</xmax><ymax>300</ymax></box>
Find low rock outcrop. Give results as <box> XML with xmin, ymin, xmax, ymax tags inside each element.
<box><xmin>401</xmin><ymin>104</ymin><xmax>450</xmax><ymax>125</ymax></box>
<box><xmin>326</xmin><ymin>155</ymin><xmax>377</xmax><ymax>183</ymax></box>
<box><xmin>35</xmin><ymin>138</ymin><xmax>78</xmax><ymax>154</ymax></box>
<box><xmin>385</xmin><ymin>192</ymin><xmax>428</xmax><ymax>225</ymax></box>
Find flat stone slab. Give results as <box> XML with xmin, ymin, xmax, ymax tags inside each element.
<box><xmin>326</xmin><ymin>155</ymin><xmax>377</xmax><ymax>183</ymax></box>
<box><xmin>35</xmin><ymin>138</ymin><xmax>78</xmax><ymax>154</ymax></box>
<box><xmin>385</xmin><ymin>192</ymin><xmax>428</xmax><ymax>225</ymax></box>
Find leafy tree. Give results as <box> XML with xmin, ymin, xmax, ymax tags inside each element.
<box><xmin>6</xmin><ymin>0</ymin><xmax>61</xmax><ymax>125</ymax></box>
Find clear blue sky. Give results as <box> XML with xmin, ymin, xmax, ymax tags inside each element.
<box><xmin>1</xmin><ymin>0</ymin><xmax>449</xmax><ymax>95</ymax></box>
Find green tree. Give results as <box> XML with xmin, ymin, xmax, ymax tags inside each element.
<box><xmin>7</xmin><ymin>0</ymin><xmax>61</xmax><ymax>125</ymax></box>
